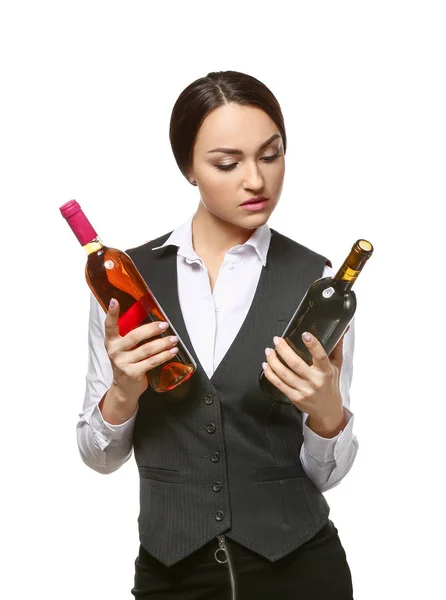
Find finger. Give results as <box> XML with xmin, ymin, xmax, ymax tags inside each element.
<box><xmin>301</xmin><ymin>332</ymin><xmax>331</xmax><ymax>372</ymax></box>
<box><xmin>265</xmin><ymin>346</ymin><xmax>312</xmax><ymax>395</ymax></box>
<box><xmin>121</xmin><ymin>320</ymin><xmax>169</xmax><ymax>351</ymax></box>
<box><xmin>329</xmin><ymin>334</ymin><xmax>345</xmax><ymax>371</ymax></box>
<box><xmin>128</xmin><ymin>334</ymin><xmax>178</xmax><ymax>363</ymax></box>
<box><xmin>273</xmin><ymin>336</ymin><xmax>312</xmax><ymax>381</ymax></box>
<box><xmin>261</xmin><ymin>360</ymin><xmax>304</xmax><ymax>407</ymax></box>
<box><xmin>127</xmin><ymin>346</ymin><xmax>180</xmax><ymax>376</ymax></box>
<box><xmin>104</xmin><ymin>298</ymin><xmax>121</xmax><ymax>342</ymax></box>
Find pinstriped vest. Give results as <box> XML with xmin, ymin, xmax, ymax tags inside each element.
<box><xmin>126</xmin><ymin>228</ymin><xmax>330</xmax><ymax>567</ymax></box>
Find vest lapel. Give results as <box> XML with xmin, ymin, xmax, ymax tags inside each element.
<box><xmin>144</xmin><ymin>244</ymin><xmax>201</xmax><ymax>371</ymax></box>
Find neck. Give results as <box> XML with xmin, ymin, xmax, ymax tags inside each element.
<box><xmin>192</xmin><ymin>204</ymin><xmax>257</xmax><ymax>256</ymax></box>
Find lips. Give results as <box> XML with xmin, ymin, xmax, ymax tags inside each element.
<box><xmin>241</xmin><ymin>196</ymin><xmax>269</xmax><ymax>206</ymax></box>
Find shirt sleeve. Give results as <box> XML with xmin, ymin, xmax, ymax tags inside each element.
<box><xmin>300</xmin><ymin>264</ymin><xmax>359</xmax><ymax>492</ymax></box>
<box><xmin>76</xmin><ymin>292</ymin><xmax>138</xmax><ymax>474</ymax></box>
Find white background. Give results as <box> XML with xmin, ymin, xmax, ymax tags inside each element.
<box><xmin>1</xmin><ymin>1</ymin><xmax>445</xmax><ymax>598</ymax></box>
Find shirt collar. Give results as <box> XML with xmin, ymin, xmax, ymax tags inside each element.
<box><xmin>151</xmin><ymin>213</ymin><xmax>271</xmax><ymax>267</ymax></box>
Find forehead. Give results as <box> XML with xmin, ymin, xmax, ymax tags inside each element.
<box><xmin>194</xmin><ymin>103</ymin><xmax>279</xmax><ymax>151</ymax></box>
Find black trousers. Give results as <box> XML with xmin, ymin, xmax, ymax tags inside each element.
<box><xmin>131</xmin><ymin>520</ymin><xmax>354</xmax><ymax>599</ymax></box>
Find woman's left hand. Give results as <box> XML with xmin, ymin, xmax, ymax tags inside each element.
<box><xmin>262</xmin><ymin>332</ymin><xmax>347</xmax><ymax>438</ymax></box>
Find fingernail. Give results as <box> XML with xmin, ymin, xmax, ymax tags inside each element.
<box><xmin>273</xmin><ymin>336</ymin><xmax>280</xmax><ymax>346</ymax></box>
<box><xmin>170</xmin><ymin>336</ymin><xmax>178</xmax><ymax>343</ymax></box>
<box><xmin>109</xmin><ymin>298</ymin><xmax>116</xmax><ymax>309</ymax></box>
<box><xmin>302</xmin><ymin>332</ymin><xmax>312</xmax><ymax>342</ymax></box>
<box><xmin>159</xmin><ymin>322</ymin><xmax>169</xmax><ymax>330</ymax></box>
<box><xmin>262</xmin><ymin>362</ymin><xmax>268</xmax><ymax>370</ymax></box>
<box><xmin>265</xmin><ymin>347</ymin><xmax>271</xmax><ymax>356</ymax></box>
<box><xmin>170</xmin><ymin>347</ymin><xmax>179</xmax><ymax>354</ymax></box>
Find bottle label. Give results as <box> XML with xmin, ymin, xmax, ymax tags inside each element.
<box><xmin>322</xmin><ymin>287</ymin><xmax>335</xmax><ymax>298</ymax></box>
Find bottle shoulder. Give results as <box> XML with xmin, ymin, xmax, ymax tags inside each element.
<box><xmin>87</xmin><ymin>245</ymin><xmax>128</xmax><ymax>262</ymax></box>
<box><xmin>309</xmin><ymin>276</ymin><xmax>332</xmax><ymax>291</ymax></box>
<box><xmin>309</xmin><ymin>277</ymin><xmax>356</xmax><ymax>299</ymax></box>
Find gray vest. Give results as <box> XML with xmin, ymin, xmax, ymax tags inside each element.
<box><xmin>126</xmin><ymin>229</ymin><xmax>330</xmax><ymax>567</ymax></box>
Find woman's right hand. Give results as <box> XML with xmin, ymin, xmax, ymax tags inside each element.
<box><xmin>99</xmin><ymin>298</ymin><xmax>179</xmax><ymax>423</ymax></box>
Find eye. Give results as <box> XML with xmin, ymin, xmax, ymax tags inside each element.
<box><xmin>215</xmin><ymin>152</ymin><xmax>283</xmax><ymax>172</ymax></box>
<box><xmin>215</xmin><ymin>163</ymin><xmax>237</xmax><ymax>172</ymax></box>
<box><xmin>262</xmin><ymin>152</ymin><xmax>283</xmax><ymax>163</ymax></box>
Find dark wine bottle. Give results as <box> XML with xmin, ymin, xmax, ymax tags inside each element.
<box><xmin>259</xmin><ymin>239</ymin><xmax>373</xmax><ymax>403</ymax></box>
<box><xmin>60</xmin><ymin>199</ymin><xmax>197</xmax><ymax>393</ymax></box>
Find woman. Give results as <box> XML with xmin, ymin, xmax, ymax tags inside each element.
<box><xmin>78</xmin><ymin>70</ymin><xmax>357</xmax><ymax>599</ymax></box>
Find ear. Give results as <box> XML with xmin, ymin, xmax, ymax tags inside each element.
<box><xmin>186</xmin><ymin>171</ymin><xmax>197</xmax><ymax>186</ymax></box>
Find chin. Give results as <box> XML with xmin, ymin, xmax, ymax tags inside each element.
<box><xmin>238</xmin><ymin>212</ymin><xmax>272</xmax><ymax>229</ymax></box>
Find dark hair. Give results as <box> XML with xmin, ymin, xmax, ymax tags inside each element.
<box><xmin>169</xmin><ymin>71</ymin><xmax>287</xmax><ymax>184</ymax></box>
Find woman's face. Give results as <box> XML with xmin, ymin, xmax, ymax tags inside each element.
<box><xmin>188</xmin><ymin>103</ymin><xmax>285</xmax><ymax>230</ymax></box>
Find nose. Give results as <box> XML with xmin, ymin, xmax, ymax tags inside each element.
<box><xmin>242</xmin><ymin>160</ymin><xmax>265</xmax><ymax>192</ymax></box>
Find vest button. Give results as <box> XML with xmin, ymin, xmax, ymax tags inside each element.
<box><xmin>210</xmin><ymin>452</ymin><xmax>220</xmax><ymax>463</ymax></box>
<box><xmin>215</xmin><ymin>511</ymin><xmax>225</xmax><ymax>521</ymax></box>
<box><xmin>206</xmin><ymin>423</ymin><xmax>216</xmax><ymax>434</ymax></box>
<box><xmin>204</xmin><ymin>394</ymin><xmax>213</xmax><ymax>405</ymax></box>
<box><xmin>212</xmin><ymin>481</ymin><xmax>222</xmax><ymax>492</ymax></box>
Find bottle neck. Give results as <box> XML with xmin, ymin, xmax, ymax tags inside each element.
<box><xmin>332</xmin><ymin>240</ymin><xmax>373</xmax><ymax>291</ymax></box>
<box><xmin>84</xmin><ymin>236</ymin><xmax>103</xmax><ymax>255</ymax></box>
<box><xmin>333</xmin><ymin>262</ymin><xmax>362</xmax><ymax>291</ymax></box>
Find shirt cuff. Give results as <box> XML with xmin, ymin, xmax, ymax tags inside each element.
<box><xmin>88</xmin><ymin>402</ymin><xmax>138</xmax><ymax>451</ymax></box>
<box><xmin>303</xmin><ymin>407</ymin><xmax>354</xmax><ymax>464</ymax></box>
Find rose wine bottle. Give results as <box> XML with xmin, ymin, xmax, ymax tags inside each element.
<box><xmin>259</xmin><ymin>239</ymin><xmax>373</xmax><ymax>403</ymax></box>
<box><xmin>60</xmin><ymin>199</ymin><xmax>196</xmax><ymax>393</ymax></box>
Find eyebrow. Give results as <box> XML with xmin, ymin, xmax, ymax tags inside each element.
<box><xmin>207</xmin><ymin>133</ymin><xmax>281</xmax><ymax>155</ymax></box>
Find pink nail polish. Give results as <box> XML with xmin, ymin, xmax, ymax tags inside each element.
<box><xmin>302</xmin><ymin>332</ymin><xmax>312</xmax><ymax>342</ymax></box>
<box><xmin>262</xmin><ymin>362</ymin><xmax>268</xmax><ymax>370</ymax></box>
<box><xmin>265</xmin><ymin>347</ymin><xmax>271</xmax><ymax>356</ymax></box>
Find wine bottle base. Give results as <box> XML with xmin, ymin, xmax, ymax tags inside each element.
<box><xmin>151</xmin><ymin>363</ymin><xmax>196</xmax><ymax>393</ymax></box>
<box><xmin>259</xmin><ymin>373</ymin><xmax>293</xmax><ymax>405</ymax></box>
